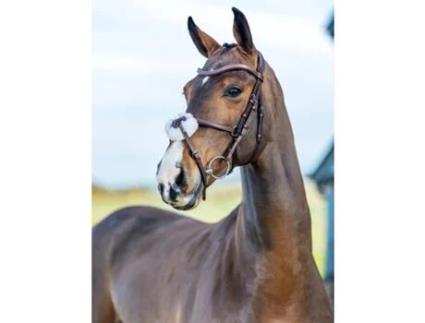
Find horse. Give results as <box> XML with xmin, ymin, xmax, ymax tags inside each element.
<box><xmin>92</xmin><ymin>7</ymin><xmax>333</xmax><ymax>323</ymax></box>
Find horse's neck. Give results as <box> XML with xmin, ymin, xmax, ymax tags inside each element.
<box><xmin>234</xmin><ymin>75</ymin><xmax>321</xmax><ymax>319</ymax></box>
<box><xmin>240</xmin><ymin>68</ymin><xmax>312</xmax><ymax>255</ymax></box>
<box><xmin>240</xmin><ymin>141</ymin><xmax>312</xmax><ymax>254</ymax></box>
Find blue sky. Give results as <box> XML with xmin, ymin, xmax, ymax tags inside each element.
<box><xmin>93</xmin><ymin>0</ymin><xmax>333</xmax><ymax>189</ymax></box>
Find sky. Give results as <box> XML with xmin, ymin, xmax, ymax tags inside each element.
<box><xmin>93</xmin><ymin>0</ymin><xmax>334</xmax><ymax>189</ymax></box>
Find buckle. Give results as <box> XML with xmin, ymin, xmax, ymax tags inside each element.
<box><xmin>205</xmin><ymin>156</ymin><xmax>232</xmax><ymax>179</ymax></box>
<box><xmin>231</xmin><ymin>126</ymin><xmax>239</xmax><ymax>138</ymax></box>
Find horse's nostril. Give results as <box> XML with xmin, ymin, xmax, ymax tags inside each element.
<box><xmin>169</xmin><ymin>185</ymin><xmax>179</xmax><ymax>202</ymax></box>
<box><xmin>175</xmin><ymin>168</ymin><xmax>187</xmax><ymax>190</ymax></box>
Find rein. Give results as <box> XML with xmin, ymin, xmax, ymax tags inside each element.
<box><xmin>173</xmin><ymin>52</ymin><xmax>265</xmax><ymax>200</ymax></box>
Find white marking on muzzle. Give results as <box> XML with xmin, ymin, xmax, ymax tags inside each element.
<box><xmin>158</xmin><ymin>112</ymin><xmax>201</xmax><ymax>203</ymax></box>
<box><xmin>156</xmin><ymin>141</ymin><xmax>184</xmax><ymax>199</ymax></box>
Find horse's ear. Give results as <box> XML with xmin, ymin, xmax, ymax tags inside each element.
<box><xmin>187</xmin><ymin>17</ymin><xmax>220</xmax><ymax>58</ymax></box>
<box><xmin>232</xmin><ymin>7</ymin><xmax>254</xmax><ymax>54</ymax></box>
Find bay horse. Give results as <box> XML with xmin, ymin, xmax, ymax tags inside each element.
<box><xmin>92</xmin><ymin>7</ymin><xmax>333</xmax><ymax>323</ymax></box>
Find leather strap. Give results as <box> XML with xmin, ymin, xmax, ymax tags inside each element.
<box><xmin>177</xmin><ymin>124</ymin><xmax>208</xmax><ymax>200</ymax></box>
<box><xmin>222</xmin><ymin>54</ymin><xmax>265</xmax><ymax>164</ymax></box>
<box><xmin>197</xmin><ymin>119</ymin><xmax>234</xmax><ymax>134</ymax></box>
<box><xmin>197</xmin><ymin>64</ymin><xmax>263</xmax><ymax>81</ymax></box>
<box><xmin>182</xmin><ymin>52</ymin><xmax>266</xmax><ymax>200</ymax></box>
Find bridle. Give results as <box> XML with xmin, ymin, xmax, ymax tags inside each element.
<box><xmin>172</xmin><ymin>52</ymin><xmax>266</xmax><ymax>200</ymax></box>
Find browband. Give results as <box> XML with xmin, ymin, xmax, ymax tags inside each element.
<box><xmin>197</xmin><ymin>64</ymin><xmax>263</xmax><ymax>81</ymax></box>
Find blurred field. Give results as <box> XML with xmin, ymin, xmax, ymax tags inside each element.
<box><xmin>92</xmin><ymin>178</ymin><xmax>327</xmax><ymax>275</ymax></box>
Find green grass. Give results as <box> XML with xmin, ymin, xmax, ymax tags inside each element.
<box><xmin>92</xmin><ymin>179</ymin><xmax>327</xmax><ymax>276</ymax></box>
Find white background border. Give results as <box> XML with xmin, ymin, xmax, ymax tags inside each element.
<box><xmin>1</xmin><ymin>0</ymin><xmax>425</xmax><ymax>322</ymax></box>
<box><xmin>0</xmin><ymin>0</ymin><xmax>91</xmax><ymax>322</ymax></box>
<box><xmin>336</xmin><ymin>0</ymin><xmax>425</xmax><ymax>321</ymax></box>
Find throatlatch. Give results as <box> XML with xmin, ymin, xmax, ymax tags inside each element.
<box><xmin>165</xmin><ymin>52</ymin><xmax>266</xmax><ymax>200</ymax></box>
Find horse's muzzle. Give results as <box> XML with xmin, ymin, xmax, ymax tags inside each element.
<box><xmin>157</xmin><ymin>178</ymin><xmax>202</xmax><ymax>210</ymax></box>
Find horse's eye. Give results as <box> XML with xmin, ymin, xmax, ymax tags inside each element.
<box><xmin>224</xmin><ymin>86</ymin><xmax>242</xmax><ymax>98</ymax></box>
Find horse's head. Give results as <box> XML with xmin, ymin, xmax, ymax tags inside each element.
<box><xmin>157</xmin><ymin>8</ymin><xmax>266</xmax><ymax>210</ymax></box>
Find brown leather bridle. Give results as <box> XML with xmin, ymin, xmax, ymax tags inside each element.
<box><xmin>173</xmin><ymin>52</ymin><xmax>265</xmax><ymax>200</ymax></box>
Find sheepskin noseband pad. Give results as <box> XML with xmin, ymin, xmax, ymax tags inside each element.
<box><xmin>165</xmin><ymin>113</ymin><xmax>199</xmax><ymax>141</ymax></box>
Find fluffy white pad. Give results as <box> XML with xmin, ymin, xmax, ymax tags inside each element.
<box><xmin>165</xmin><ymin>112</ymin><xmax>199</xmax><ymax>141</ymax></box>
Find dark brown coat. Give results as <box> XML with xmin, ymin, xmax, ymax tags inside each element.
<box><xmin>93</xmin><ymin>8</ymin><xmax>332</xmax><ymax>323</ymax></box>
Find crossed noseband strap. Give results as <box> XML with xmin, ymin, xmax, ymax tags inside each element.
<box><xmin>165</xmin><ymin>52</ymin><xmax>265</xmax><ymax>200</ymax></box>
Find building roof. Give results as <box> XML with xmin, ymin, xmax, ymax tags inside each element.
<box><xmin>310</xmin><ymin>142</ymin><xmax>334</xmax><ymax>185</ymax></box>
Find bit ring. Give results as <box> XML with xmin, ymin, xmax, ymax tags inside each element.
<box><xmin>205</xmin><ymin>156</ymin><xmax>231</xmax><ymax>179</ymax></box>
